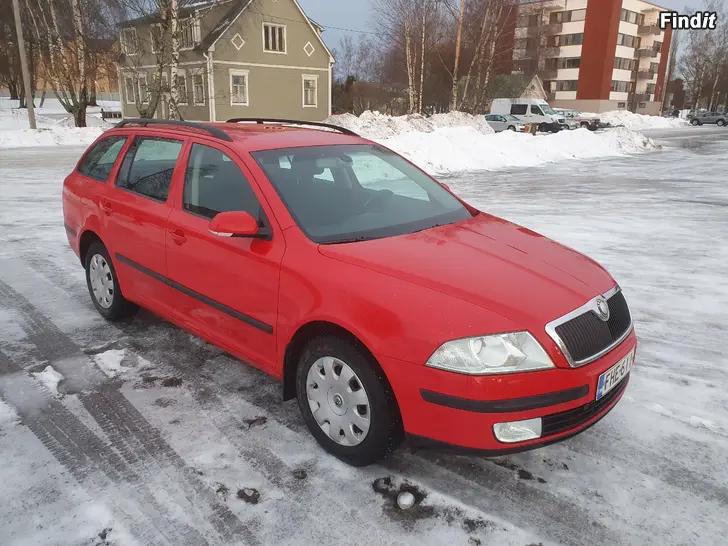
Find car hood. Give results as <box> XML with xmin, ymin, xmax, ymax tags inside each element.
<box><xmin>318</xmin><ymin>213</ymin><xmax>615</xmax><ymax>328</ymax></box>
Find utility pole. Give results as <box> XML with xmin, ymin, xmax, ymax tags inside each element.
<box><xmin>11</xmin><ymin>0</ymin><xmax>36</xmax><ymax>129</ymax></box>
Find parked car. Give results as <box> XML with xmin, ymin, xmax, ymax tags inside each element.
<box><xmin>690</xmin><ymin>112</ymin><xmax>727</xmax><ymax>126</ymax></box>
<box><xmin>63</xmin><ymin>118</ymin><xmax>637</xmax><ymax>466</ymax></box>
<box><xmin>490</xmin><ymin>98</ymin><xmax>565</xmax><ymax>133</ymax></box>
<box><xmin>553</xmin><ymin>108</ymin><xmax>601</xmax><ymax>131</ymax></box>
<box><xmin>484</xmin><ymin>114</ymin><xmax>527</xmax><ymax>132</ymax></box>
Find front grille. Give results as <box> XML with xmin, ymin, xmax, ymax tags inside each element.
<box><xmin>554</xmin><ymin>291</ymin><xmax>632</xmax><ymax>364</ymax></box>
<box><xmin>541</xmin><ymin>375</ymin><xmax>629</xmax><ymax>436</ymax></box>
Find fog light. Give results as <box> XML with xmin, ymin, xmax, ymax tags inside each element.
<box><xmin>493</xmin><ymin>418</ymin><xmax>542</xmax><ymax>443</ymax></box>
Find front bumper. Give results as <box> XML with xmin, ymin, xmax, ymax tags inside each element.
<box><xmin>380</xmin><ymin>330</ymin><xmax>637</xmax><ymax>452</ymax></box>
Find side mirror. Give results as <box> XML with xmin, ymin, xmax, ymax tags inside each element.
<box><xmin>209</xmin><ymin>211</ymin><xmax>261</xmax><ymax>238</ymax></box>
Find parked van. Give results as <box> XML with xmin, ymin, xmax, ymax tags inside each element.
<box><xmin>490</xmin><ymin>99</ymin><xmax>565</xmax><ymax>133</ymax></box>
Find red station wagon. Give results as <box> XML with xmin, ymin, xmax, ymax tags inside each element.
<box><xmin>62</xmin><ymin>118</ymin><xmax>637</xmax><ymax>466</ymax></box>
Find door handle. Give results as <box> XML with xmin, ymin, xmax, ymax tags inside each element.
<box><xmin>100</xmin><ymin>200</ymin><xmax>112</xmax><ymax>215</ymax></box>
<box><xmin>169</xmin><ymin>229</ymin><xmax>187</xmax><ymax>245</ymax></box>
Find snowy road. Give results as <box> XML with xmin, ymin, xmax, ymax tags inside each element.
<box><xmin>1</xmin><ymin>135</ymin><xmax>727</xmax><ymax>546</ymax></box>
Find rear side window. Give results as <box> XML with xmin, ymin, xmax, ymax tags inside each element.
<box><xmin>78</xmin><ymin>136</ymin><xmax>127</xmax><ymax>182</ymax></box>
<box><xmin>183</xmin><ymin>143</ymin><xmax>261</xmax><ymax>220</ymax></box>
<box><xmin>116</xmin><ymin>136</ymin><xmax>183</xmax><ymax>202</ymax></box>
<box><xmin>511</xmin><ymin>104</ymin><xmax>527</xmax><ymax>115</ymax></box>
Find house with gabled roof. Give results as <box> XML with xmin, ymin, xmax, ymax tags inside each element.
<box><xmin>117</xmin><ymin>0</ymin><xmax>333</xmax><ymax>122</ymax></box>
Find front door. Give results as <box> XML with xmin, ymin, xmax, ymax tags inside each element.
<box><xmin>101</xmin><ymin>134</ymin><xmax>185</xmax><ymax>315</ymax></box>
<box><xmin>165</xmin><ymin>141</ymin><xmax>284</xmax><ymax>371</ymax></box>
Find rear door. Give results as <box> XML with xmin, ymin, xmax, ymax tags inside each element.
<box><xmin>101</xmin><ymin>134</ymin><xmax>186</xmax><ymax>315</ymax></box>
<box><xmin>165</xmin><ymin>140</ymin><xmax>285</xmax><ymax>371</ymax></box>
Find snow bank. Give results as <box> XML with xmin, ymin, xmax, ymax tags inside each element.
<box><xmin>31</xmin><ymin>365</ymin><xmax>64</xmax><ymax>396</ymax></box>
<box><xmin>0</xmin><ymin>107</ymin><xmax>107</xmax><ymax>148</ymax></box>
<box><xmin>380</xmin><ymin>126</ymin><xmax>656</xmax><ymax>174</ymax></box>
<box><xmin>600</xmin><ymin>110</ymin><xmax>688</xmax><ymax>131</ymax></box>
<box><xmin>326</xmin><ymin>110</ymin><xmax>494</xmax><ymax>139</ymax></box>
<box><xmin>327</xmin><ymin>110</ymin><xmax>656</xmax><ymax>174</ymax></box>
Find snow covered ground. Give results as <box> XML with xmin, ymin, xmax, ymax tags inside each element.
<box><xmin>1</xmin><ymin>132</ymin><xmax>727</xmax><ymax>545</ymax></box>
<box><xmin>599</xmin><ymin>110</ymin><xmax>688</xmax><ymax>131</ymax></box>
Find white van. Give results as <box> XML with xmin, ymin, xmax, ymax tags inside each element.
<box><xmin>490</xmin><ymin>98</ymin><xmax>566</xmax><ymax>133</ymax></box>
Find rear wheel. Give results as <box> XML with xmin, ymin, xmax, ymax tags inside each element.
<box><xmin>718</xmin><ymin>119</ymin><xmax>726</xmax><ymax>127</ymax></box>
<box><xmin>507</xmin><ymin>125</ymin><xmax>516</xmax><ymax>131</ymax></box>
<box><xmin>538</xmin><ymin>123</ymin><xmax>548</xmax><ymax>132</ymax></box>
<box><xmin>85</xmin><ymin>241</ymin><xmax>138</xmax><ymax>321</ymax></box>
<box><xmin>691</xmin><ymin>119</ymin><xmax>701</xmax><ymax>126</ymax></box>
<box><xmin>296</xmin><ymin>335</ymin><xmax>402</xmax><ymax>466</ymax></box>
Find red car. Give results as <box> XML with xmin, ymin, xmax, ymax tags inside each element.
<box><xmin>63</xmin><ymin>118</ymin><xmax>636</xmax><ymax>466</ymax></box>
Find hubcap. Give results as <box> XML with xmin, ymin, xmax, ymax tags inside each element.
<box><xmin>89</xmin><ymin>254</ymin><xmax>114</xmax><ymax>309</ymax></box>
<box><xmin>306</xmin><ymin>356</ymin><xmax>371</xmax><ymax>446</ymax></box>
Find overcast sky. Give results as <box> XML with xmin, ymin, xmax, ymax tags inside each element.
<box><xmin>298</xmin><ymin>0</ymin><xmax>712</xmax><ymax>51</ymax></box>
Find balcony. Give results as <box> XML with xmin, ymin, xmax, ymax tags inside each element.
<box><xmin>638</xmin><ymin>24</ymin><xmax>661</xmax><ymax>35</ymax></box>
<box><xmin>633</xmin><ymin>93</ymin><xmax>651</xmax><ymax>102</ymax></box>
<box><xmin>637</xmin><ymin>70</ymin><xmax>656</xmax><ymax>79</ymax></box>
<box><xmin>541</xmin><ymin>46</ymin><xmax>561</xmax><ymax>56</ymax></box>
<box><xmin>539</xmin><ymin>69</ymin><xmax>559</xmax><ymax>80</ymax></box>
<box><xmin>637</xmin><ymin>48</ymin><xmax>659</xmax><ymax>58</ymax></box>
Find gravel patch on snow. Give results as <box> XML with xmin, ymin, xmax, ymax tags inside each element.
<box><xmin>30</xmin><ymin>365</ymin><xmax>65</xmax><ymax>396</ymax></box>
<box><xmin>600</xmin><ymin>110</ymin><xmax>688</xmax><ymax>131</ymax></box>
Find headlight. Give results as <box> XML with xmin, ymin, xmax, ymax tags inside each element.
<box><xmin>425</xmin><ymin>331</ymin><xmax>555</xmax><ymax>375</ymax></box>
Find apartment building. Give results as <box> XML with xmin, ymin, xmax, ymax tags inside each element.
<box><xmin>513</xmin><ymin>0</ymin><xmax>673</xmax><ymax>114</ymax></box>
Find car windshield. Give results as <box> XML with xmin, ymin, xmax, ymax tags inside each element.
<box><xmin>252</xmin><ymin>144</ymin><xmax>473</xmax><ymax>244</ymax></box>
<box><xmin>504</xmin><ymin>114</ymin><xmax>521</xmax><ymax>121</ymax></box>
<box><xmin>541</xmin><ymin>104</ymin><xmax>557</xmax><ymax>115</ymax></box>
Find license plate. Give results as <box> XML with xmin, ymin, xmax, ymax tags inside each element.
<box><xmin>596</xmin><ymin>349</ymin><xmax>634</xmax><ymax>401</ymax></box>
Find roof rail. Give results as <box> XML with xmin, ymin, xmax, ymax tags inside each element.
<box><xmin>114</xmin><ymin>118</ymin><xmax>233</xmax><ymax>142</ymax></box>
<box><xmin>226</xmin><ymin>118</ymin><xmax>359</xmax><ymax>137</ymax></box>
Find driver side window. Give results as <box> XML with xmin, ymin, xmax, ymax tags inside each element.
<box><xmin>183</xmin><ymin>143</ymin><xmax>261</xmax><ymax>220</ymax></box>
<box><xmin>531</xmin><ymin>105</ymin><xmax>543</xmax><ymax>115</ymax></box>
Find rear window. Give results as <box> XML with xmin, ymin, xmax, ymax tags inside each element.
<box><xmin>78</xmin><ymin>136</ymin><xmax>127</xmax><ymax>182</ymax></box>
<box><xmin>116</xmin><ymin>136</ymin><xmax>183</xmax><ymax>202</ymax></box>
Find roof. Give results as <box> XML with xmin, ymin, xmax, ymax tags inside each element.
<box><xmin>110</xmin><ymin>121</ymin><xmax>368</xmax><ymax>152</ymax></box>
<box><xmin>195</xmin><ymin>0</ymin><xmax>252</xmax><ymax>52</ymax></box>
<box><xmin>120</xmin><ymin>0</ymin><xmax>218</xmax><ymax>27</ymax></box>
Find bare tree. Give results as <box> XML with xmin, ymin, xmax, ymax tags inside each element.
<box><xmin>450</xmin><ymin>0</ymin><xmax>466</xmax><ymax>110</ymax></box>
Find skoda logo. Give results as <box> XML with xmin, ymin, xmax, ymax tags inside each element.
<box><xmin>595</xmin><ymin>297</ymin><xmax>610</xmax><ymax>322</ymax></box>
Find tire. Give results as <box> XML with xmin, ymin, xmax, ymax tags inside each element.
<box><xmin>550</xmin><ymin>123</ymin><xmax>561</xmax><ymax>133</ymax></box>
<box><xmin>581</xmin><ymin>122</ymin><xmax>590</xmax><ymax>129</ymax></box>
<box><xmin>538</xmin><ymin>123</ymin><xmax>547</xmax><ymax>132</ymax></box>
<box><xmin>295</xmin><ymin>335</ymin><xmax>402</xmax><ymax>466</ymax></box>
<box><xmin>507</xmin><ymin>125</ymin><xmax>516</xmax><ymax>131</ymax></box>
<box><xmin>691</xmin><ymin>119</ymin><xmax>701</xmax><ymax>126</ymax></box>
<box><xmin>718</xmin><ymin>119</ymin><xmax>726</xmax><ymax>127</ymax></box>
<box><xmin>85</xmin><ymin>241</ymin><xmax>138</xmax><ymax>321</ymax></box>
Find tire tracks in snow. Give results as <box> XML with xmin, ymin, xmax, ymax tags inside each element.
<box><xmin>0</xmin><ymin>276</ymin><xmax>259</xmax><ymax>546</ymax></box>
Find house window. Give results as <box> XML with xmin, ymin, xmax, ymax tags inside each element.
<box><xmin>516</xmin><ymin>14</ymin><xmax>540</xmax><ymax>27</ymax></box>
<box><xmin>121</xmin><ymin>28</ymin><xmax>138</xmax><ymax>55</ymax></box>
<box><xmin>230</xmin><ymin>70</ymin><xmax>249</xmax><ymax>105</ymax></box>
<box><xmin>547</xmin><ymin>57</ymin><xmax>581</xmax><ymax>69</ymax></box>
<box><xmin>650</xmin><ymin>62</ymin><xmax>659</xmax><ymax>73</ymax></box>
<box><xmin>618</xmin><ymin>102</ymin><xmax>626</xmax><ymax>108</ymax></box>
<box><xmin>550</xmin><ymin>9</ymin><xmax>586</xmax><ymax>23</ymax></box>
<box><xmin>138</xmin><ymin>74</ymin><xmax>149</xmax><ymax>104</ymax></box>
<box><xmin>150</xmin><ymin>24</ymin><xmax>163</xmax><ymax>54</ymax></box>
<box><xmin>124</xmin><ymin>76</ymin><xmax>136</xmax><ymax>104</ymax></box>
<box><xmin>303</xmin><ymin>75</ymin><xmax>317</xmax><ymax>107</ymax></box>
<box><xmin>192</xmin><ymin>73</ymin><xmax>205</xmax><ymax>105</ymax></box>
<box><xmin>617</xmin><ymin>33</ymin><xmax>640</xmax><ymax>49</ymax></box>
<box><xmin>646</xmin><ymin>83</ymin><xmax>657</xmax><ymax>94</ymax></box>
<box><xmin>175</xmin><ymin>70</ymin><xmax>188</xmax><ymax>105</ymax></box>
<box><xmin>620</xmin><ymin>9</ymin><xmax>640</xmax><ymax>24</ymax></box>
<box><xmin>611</xmin><ymin>80</ymin><xmax>634</xmax><ymax>93</ymax></box>
<box><xmin>614</xmin><ymin>57</ymin><xmax>637</xmax><ymax>71</ymax></box>
<box><xmin>263</xmin><ymin>23</ymin><xmax>286</xmax><ymax>53</ymax></box>
<box><xmin>555</xmin><ymin>80</ymin><xmax>578</xmax><ymax>92</ymax></box>
<box><xmin>549</xmin><ymin>33</ymin><xmax>583</xmax><ymax>46</ymax></box>
<box><xmin>179</xmin><ymin>18</ymin><xmax>200</xmax><ymax>49</ymax></box>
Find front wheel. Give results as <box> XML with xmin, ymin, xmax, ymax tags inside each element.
<box><xmin>538</xmin><ymin>123</ymin><xmax>548</xmax><ymax>132</ymax></box>
<box><xmin>85</xmin><ymin>241</ymin><xmax>138</xmax><ymax>321</ymax></box>
<box><xmin>296</xmin><ymin>335</ymin><xmax>402</xmax><ymax>466</ymax></box>
<box><xmin>507</xmin><ymin>125</ymin><xmax>516</xmax><ymax>131</ymax></box>
<box><xmin>691</xmin><ymin>119</ymin><xmax>701</xmax><ymax>126</ymax></box>
<box><xmin>718</xmin><ymin>119</ymin><xmax>726</xmax><ymax>127</ymax></box>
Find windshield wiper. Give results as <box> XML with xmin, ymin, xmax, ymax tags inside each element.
<box><xmin>324</xmin><ymin>235</ymin><xmax>383</xmax><ymax>244</ymax></box>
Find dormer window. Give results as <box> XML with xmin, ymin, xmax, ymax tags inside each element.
<box><xmin>263</xmin><ymin>23</ymin><xmax>286</xmax><ymax>53</ymax></box>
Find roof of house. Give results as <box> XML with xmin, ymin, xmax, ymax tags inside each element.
<box><xmin>120</xmin><ymin>0</ymin><xmax>332</xmax><ymax>61</ymax></box>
